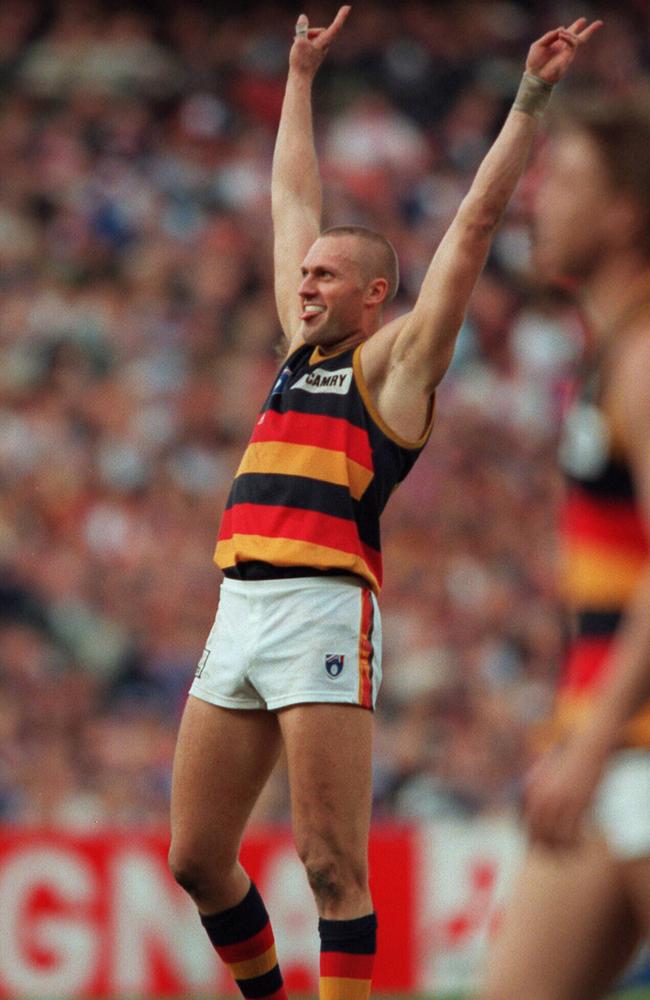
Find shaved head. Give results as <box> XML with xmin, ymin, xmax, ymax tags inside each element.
<box><xmin>320</xmin><ymin>225</ymin><xmax>400</xmax><ymax>303</ymax></box>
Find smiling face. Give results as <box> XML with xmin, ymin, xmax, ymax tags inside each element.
<box><xmin>298</xmin><ymin>234</ymin><xmax>384</xmax><ymax>348</ymax></box>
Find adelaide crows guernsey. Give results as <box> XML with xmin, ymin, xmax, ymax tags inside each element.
<box><xmin>215</xmin><ymin>341</ymin><xmax>432</xmax><ymax>595</ymax></box>
<box><xmin>556</xmin><ymin>330</ymin><xmax>650</xmax><ymax>746</ymax></box>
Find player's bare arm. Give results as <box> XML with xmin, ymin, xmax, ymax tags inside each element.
<box><xmin>525</xmin><ymin>329</ymin><xmax>650</xmax><ymax>849</ymax></box>
<box><xmin>361</xmin><ymin>18</ymin><xmax>602</xmax><ymax>444</ymax></box>
<box><xmin>272</xmin><ymin>6</ymin><xmax>350</xmax><ymax>345</ymax></box>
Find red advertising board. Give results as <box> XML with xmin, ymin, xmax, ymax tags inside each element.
<box><xmin>0</xmin><ymin>825</ymin><xmax>416</xmax><ymax>997</ymax></box>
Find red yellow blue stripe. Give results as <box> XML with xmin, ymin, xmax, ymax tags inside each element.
<box><xmin>216</xmin><ymin>505</ymin><xmax>382</xmax><ymax>593</ymax></box>
<box><xmin>358</xmin><ymin>590</ymin><xmax>374</xmax><ymax>709</ymax></box>
<box><xmin>228</xmin><ymin>942</ymin><xmax>278</xmax><ymax>979</ymax></box>
<box><xmin>561</xmin><ymin>542</ymin><xmax>647</xmax><ymax>607</ymax></box>
<box><xmin>236</xmin><ymin>441</ymin><xmax>373</xmax><ymax>501</ymax></box>
<box><xmin>320</xmin><ymin>952</ymin><xmax>375</xmax><ymax>978</ymax></box>
<box><xmin>252</xmin><ymin>409</ymin><xmax>373</xmax><ymax>471</ymax></box>
<box><xmin>217</xmin><ymin>922</ymin><xmax>275</xmax><ymax>963</ymax></box>
<box><xmin>553</xmin><ymin>638</ymin><xmax>650</xmax><ymax>747</ymax></box>
<box><xmin>319</xmin><ymin>977</ymin><xmax>372</xmax><ymax>1000</ymax></box>
<box><xmin>561</xmin><ymin>489</ymin><xmax>649</xmax><ymax>554</ymax></box>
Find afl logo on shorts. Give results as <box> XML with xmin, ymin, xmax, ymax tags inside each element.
<box><xmin>325</xmin><ymin>653</ymin><xmax>345</xmax><ymax>678</ymax></box>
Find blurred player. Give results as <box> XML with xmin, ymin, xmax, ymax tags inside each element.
<box><xmin>167</xmin><ymin>8</ymin><xmax>599</xmax><ymax>999</ymax></box>
<box><xmin>478</xmin><ymin>89</ymin><xmax>650</xmax><ymax>1000</ymax></box>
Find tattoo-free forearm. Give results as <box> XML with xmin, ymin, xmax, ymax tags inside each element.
<box><xmin>396</xmin><ymin>101</ymin><xmax>543</xmax><ymax>390</ymax></box>
<box><xmin>455</xmin><ymin>106</ymin><xmax>539</xmax><ymax>235</ymax></box>
<box><xmin>272</xmin><ymin>70</ymin><xmax>322</xmax><ymax>220</ymax></box>
<box><xmin>582</xmin><ymin>568</ymin><xmax>650</xmax><ymax>752</ymax></box>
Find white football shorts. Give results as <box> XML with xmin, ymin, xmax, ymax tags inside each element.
<box><xmin>190</xmin><ymin>575</ymin><xmax>382</xmax><ymax>711</ymax></box>
<box><xmin>594</xmin><ymin>748</ymin><xmax>650</xmax><ymax>859</ymax></box>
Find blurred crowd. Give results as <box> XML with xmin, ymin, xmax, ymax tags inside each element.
<box><xmin>1</xmin><ymin>0</ymin><xmax>649</xmax><ymax>828</ymax></box>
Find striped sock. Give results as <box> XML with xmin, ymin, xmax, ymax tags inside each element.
<box><xmin>319</xmin><ymin>912</ymin><xmax>377</xmax><ymax>1000</ymax></box>
<box><xmin>200</xmin><ymin>881</ymin><xmax>287</xmax><ymax>1000</ymax></box>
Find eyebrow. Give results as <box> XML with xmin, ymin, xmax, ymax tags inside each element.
<box><xmin>300</xmin><ymin>264</ymin><xmax>340</xmax><ymax>275</ymax></box>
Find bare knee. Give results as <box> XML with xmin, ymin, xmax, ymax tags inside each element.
<box><xmin>297</xmin><ymin>832</ymin><xmax>368</xmax><ymax>911</ymax></box>
<box><xmin>168</xmin><ymin>838</ymin><xmax>238</xmax><ymax>908</ymax></box>
<box><xmin>168</xmin><ymin>844</ymin><xmax>210</xmax><ymax>900</ymax></box>
<box><xmin>305</xmin><ymin>857</ymin><xmax>347</xmax><ymax>908</ymax></box>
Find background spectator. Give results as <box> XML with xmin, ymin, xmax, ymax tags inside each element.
<box><xmin>0</xmin><ymin>0</ymin><xmax>645</xmax><ymax>827</ymax></box>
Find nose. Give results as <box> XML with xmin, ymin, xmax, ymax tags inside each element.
<box><xmin>299</xmin><ymin>272</ymin><xmax>316</xmax><ymax>297</ymax></box>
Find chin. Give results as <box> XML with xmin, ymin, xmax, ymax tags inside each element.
<box><xmin>300</xmin><ymin>325</ymin><xmax>323</xmax><ymax>344</ymax></box>
<box><xmin>302</xmin><ymin>323</ymin><xmax>335</xmax><ymax>345</ymax></box>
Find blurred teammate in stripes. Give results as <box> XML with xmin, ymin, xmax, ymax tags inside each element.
<box><xmin>479</xmin><ymin>64</ymin><xmax>650</xmax><ymax>1000</ymax></box>
<box><xmin>167</xmin><ymin>8</ymin><xmax>598</xmax><ymax>999</ymax></box>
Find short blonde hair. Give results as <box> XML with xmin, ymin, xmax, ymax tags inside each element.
<box><xmin>320</xmin><ymin>225</ymin><xmax>400</xmax><ymax>302</ymax></box>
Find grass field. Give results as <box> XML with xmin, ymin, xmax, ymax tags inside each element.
<box><xmin>163</xmin><ymin>992</ymin><xmax>650</xmax><ymax>999</ymax></box>
<box><xmin>128</xmin><ymin>993</ymin><xmax>650</xmax><ymax>999</ymax></box>
<box><xmin>171</xmin><ymin>985</ymin><xmax>650</xmax><ymax>998</ymax></box>
<box><xmin>430</xmin><ymin>993</ymin><xmax>650</xmax><ymax>1000</ymax></box>
<box><xmin>92</xmin><ymin>992</ymin><xmax>650</xmax><ymax>999</ymax></box>
<box><xmin>67</xmin><ymin>986</ymin><xmax>650</xmax><ymax>1000</ymax></box>
<box><xmin>429</xmin><ymin>992</ymin><xmax>650</xmax><ymax>1000</ymax></box>
<box><xmin>400</xmin><ymin>993</ymin><xmax>650</xmax><ymax>1000</ymax></box>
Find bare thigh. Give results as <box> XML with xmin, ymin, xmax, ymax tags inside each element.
<box><xmin>279</xmin><ymin>703</ymin><xmax>373</xmax><ymax>918</ymax></box>
<box><xmin>478</xmin><ymin>837</ymin><xmax>640</xmax><ymax>1000</ymax></box>
<box><xmin>169</xmin><ymin>695</ymin><xmax>282</xmax><ymax>911</ymax></box>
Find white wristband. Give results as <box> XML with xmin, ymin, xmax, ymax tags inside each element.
<box><xmin>513</xmin><ymin>72</ymin><xmax>553</xmax><ymax>120</ymax></box>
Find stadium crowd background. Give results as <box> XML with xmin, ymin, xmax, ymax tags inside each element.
<box><xmin>0</xmin><ymin>0</ymin><xmax>647</xmax><ymax>828</ymax></box>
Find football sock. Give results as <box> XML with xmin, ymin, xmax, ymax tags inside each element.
<box><xmin>201</xmin><ymin>881</ymin><xmax>287</xmax><ymax>1000</ymax></box>
<box><xmin>319</xmin><ymin>912</ymin><xmax>377</xmax><ymax>1000</ymax></box>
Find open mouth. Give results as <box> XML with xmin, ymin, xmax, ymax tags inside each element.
<box><xmin>301</xmin><ymin>304</ymin><xmax>326</xmax><ymax>321</ymax></box>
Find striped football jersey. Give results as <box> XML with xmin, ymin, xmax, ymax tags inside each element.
<box><xmin>556</xmin><ymin>362</ymin><xmax>650</xmax><ymax>746</ymax></box>
<box><xmin>215</xmin><ymin>341</ymin><xmax>433</xmax><ymax>595</ymax></box>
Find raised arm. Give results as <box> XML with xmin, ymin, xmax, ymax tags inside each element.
<box><xmin>373</xmin><ymin>18</ymin><xmax>601</xmax><ymax>401</ymax></box>
<box><xmin>272</xmin><ymin>6</ymin><xmax>350</xmax><ymax>344</ymax></box>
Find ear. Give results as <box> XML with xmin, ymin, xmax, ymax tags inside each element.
<box><xmin>364</xmin><ymin>277</ymin><xmax>389</xmax><ymax>307</ymax></box>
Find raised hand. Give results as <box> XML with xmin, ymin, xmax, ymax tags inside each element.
<box><xmin>526</xmin><ymin>17</ymin><xmax>603</xmax><ymax>85</ymax></box>
<box><xmin>289</xmin><ymin>5</ymin><xmax>351</xmax><ymax>77</ymax></box>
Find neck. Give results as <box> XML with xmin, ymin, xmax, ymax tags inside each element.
<box><xmin>315</xmin><ymin>330</ymin><xmax>365</xmax><ymax>356</ymax></box>
<box><xmin>316</xmin><ymin>314</ymin><xmax>381</xmax><ymax>356</ymax></box>
<box><xmin>581</xmin><ymin>250</ymin><xmax>650</xmax><ymax>344</ymax></box>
